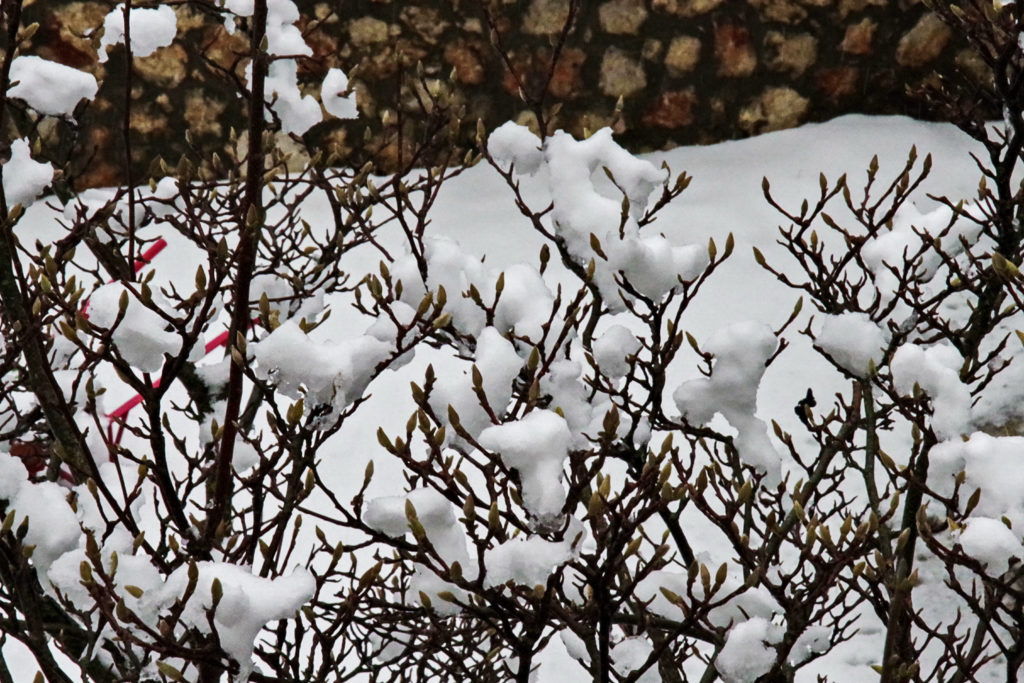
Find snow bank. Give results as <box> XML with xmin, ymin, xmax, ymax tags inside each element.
<box><xmin>673</xmin><ymin>321</ymin><xmax>782</xmax><ymax>483</ymax></box>
<box><xmin>9</xmin><ymin>56</ymin><xmax>98</xmax><ymax>116</ymax></box>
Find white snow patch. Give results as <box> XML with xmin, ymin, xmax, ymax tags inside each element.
<box><xmin>321</xmin><ymin>68</ymin><xmax>358</xmax><ymax>119</ymax></box>
<box><xmin>716</xmin><ymin>617</ymin><xmax>784</xmax><ymax>683</ymax></box>
<box><xmin>593</xmin><ymin>324</ymin><xmax>641</xmax><ymax>378</ymax></box>
<box><xmin>9</xmin><ymin>56</ymin><xmax>98</xmax><ymax>116</ymax></box>
<box><xmin>890</xmin><ymin>343</ymin><xmax>971</xmax><ymax>440</ymax></box>
<box><xmin>478</xmin><ymin>410</ymin><xmax>571</xmax><ymax>521</ymax></box>
<box><xmin>673</xmin><ymin>321</ymin><xmax>781</xmax><ymax>482</ymax></box>
<box><xmin>815</xmin><ymin>312</ymin><xmax>889</xmax><ymax>377</ymax></box>
<box><xmin>88</xmin><ymin>282</ymin><xmax>181</xmax><ymax>373</ymax></box>
<box><xmin>958</xmin><ymin>517</ymin><xmax>1021</xmax><ymax>575</ymax></box>
<box><xmin>99</xmin><ymin>5</ymin><xmax>178</xmax><ymax>62</ymax></box>
<box><xmin>2</xmin><ymin>138</ymin><xmax>53</xmax><ymax>208</ymax></box>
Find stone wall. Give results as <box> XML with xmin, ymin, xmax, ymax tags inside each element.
<box><xmin>12</xmin><ymin>0</ymin><xmax>984</xmax><ymax>188</ymax></box>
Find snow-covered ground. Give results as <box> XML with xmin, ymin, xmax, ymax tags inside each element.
<box><xmin>3</xmin><ymin>114</ymin><xmax>1000</xmax><ymax>681</ymax></box>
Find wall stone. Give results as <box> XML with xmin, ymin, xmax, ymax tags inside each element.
<box><xmin>11</xmin><ymin>0</ymin><xmax>992</xmax><ymax>188</ymax></box>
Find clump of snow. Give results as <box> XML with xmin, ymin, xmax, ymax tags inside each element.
<box><xmin>0</xmin><ymin>452</ymin><xmax>28</xmax><ymax>500</ymax></box>
<box><xmin>8</xmin><ymin>56</ymin><xmax>99</xmax><ymax>116</ymax></box>
<box><xmin>492</xmin><ymin>263</ymin><xmax>555</xmax><ymax>341</ymax></box>
<box><xmin>320</xmin><ymin>68</ymin><xmax>358</xmax><ymax>119</ymax></box>
<box><xmin>487</xmin><ymin>121</ymin><xmax>543</xmax><ymax>175</ymax></box>
<box><xmin>364</xmin><ymin>488</ymin><xmax>474</xmax><ymax>614</ymax></box>
<box><xmin>611</xmin><ymin>636</ymin><xmax>659</xmax><ymax>683</ymax></box>
<box><xmin>144</xmin><ymin>563</ymin><xmax>314</xmax><ymax>682</ymax></box>
<box><xmin>929</xmin><ymin>432</ymin><xmax>1024</xmax><ymax>527</ymax></box>
<box><xmin>223</xmin><ymin>0</ymin><xmax>311</xmax><ymax>56</ymax></box>
<box><xmin>252</xmin><ymin>320</ymin><xmax>392</xmax><ymax>412</ymax></box>
<box><xmin>815</xmin><ymin>312</ymin><xmax>889</xmax><ymax>377</ymax></box>
<box><xmin>890</xmin><ymin>343</ymin><xmax>971</xmax><ymax>440</ymax></box>
<box><xmin>228</xmin><ymin>0</ymin><xmax>319</xmax><ymax>133</ymax></box>
<box><xmin>789</xmin><ymin>626</ymin><xmax>832</xmax><ymax>665</ymax></box>
<box><xmin>483</xmin><ymin>534</ymin><xmax>576</xmax><ymax>588</ymax></box>
<box><xmin>957</xmin><ymin>517</ymin><xmax>1021</xmax><ymax>575</ymax></box>
<box><xmin>478</xmin><ymin>410</ymin><xmax>572</xmax><ymax>521</ymax></box>
<box><xmin>429</xmin><ymin>326</ymin><xmax>523</xmax><ymax>438</ymax></box>
<box><xmin>88</xmin><ymin>282</ymin><xmax>181</xmax><ymax>373</ymax></box>
<box><xmin>862</xmin><ymin>202</ymin><xmax>984</xmax><ymax>306</ymax></box>
<box><xmin>3</xmin><ymin>138</ymin><xmax>53</xmax><ymax>208</ymax></box>
<box><xmin>491</xmin><ymin>123</ymin><xmax>708</xmax><ymax>307</ymax></box>
<box><xmin>263</xmin><ymin>61</ymin><xmax>322</xmax><ymax>135</ymax></box>
<box><xmin>12</xmin><ymin>482</ymin><xmax>81</xmax><ymax>572</ymax></box>
<box><xmin>99</xmin><ymin>5</ymin><xmax>178</xmax><ymax>62</ymax></box>
<box><xmin>673</xmin><ymin>321</ymin><xmax>781</xmax><ymax>483</ymax></box>
<box><xmin>593</xmin><ymin>324</ymin><xmax>641</xmax><ymax>378</ymax></box>
<box><xmin>392</xmin><ymin>237</ymin><xmax>555</xmax><ymax>342</ymax></box>
<box><xmin>716</xmin><ymin>617</ymin><xmax>784</xmax><ymax>683</ymax></box>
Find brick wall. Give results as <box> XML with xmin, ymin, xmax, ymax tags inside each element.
<box><xmin>12</xmin><ymin>0</ymin><xmax>984</xmax><ymax>188</ymax></box>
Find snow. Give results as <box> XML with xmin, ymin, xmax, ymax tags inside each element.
<box><xmin>2</xmin><ymin>138</ymin><xmax>53</xmax><ymax>208</ymax></box>
<box><xmin>890</xmin><ymin>343</ymin><xmax>972</xmax><ymax>440</ymax></box>
<box><xmin>673</xmin><ymin>321</ymin><xmax>782</xmax><ymax>482</ymax></box>
<box><xmin>5</xmin><ymin>112</ymin><xmax>1015</xmax><ymax>682</ymax></box>
<box><xmin>593</xmin><ymin>324</ymin><xmax>641</xmax><ymax>378</ymax></box>
<box><xmin>483</xmin><ymin>534</ymin><xmax>576</xmax><ymax>588</ymax></box>
<box><xmin>861</xmin><ymin>202</ymin><xmax>983</xmax><ymax>305</ymax></box>
<box><xmin>0</xmin><ymin>452</ymin><xmax>28</xmax><ymax>500</ymax></box>
<box><xmin>99</xmin><ymin>4</ymin><xmax>178</xmax><ymax>62</ymax></box>
<box><xmin>364</xmin><ymin>488</ymin><xmax>474</xmax><ymax>615</ymax></box>
<box><xmin>478</xmin><ymin>410</ymin><xmax>572</xmax><ymax>521</ymax></box>
<box><xmin>429</xmin><ymin>326</ymin><xmax>523</xmax><ymax>438</ymax></box>
<box><xmin>957</xmin><ymin>517</ymin><xmax>1021</xmax><ymax>574</ymax></box>
<box><xmin>8</xmin><ymin>56</ymin><xmax>99</xmax><ymax>116</ymax></box>
<box><xmin>929</xmin><ymin>432</ymin><xmax>1024</xmax><ymax>527</ymax></box>
<box><xmin>493</xmin><ymin>123</ymin><xmax>709</xmax><ymax>307</ymax></box>
<box><xmin>789</xmin><ymin>626</ymin><xmax>832</xmax><ymax>665</ymax></box>
<box><xmin>611</xmin><ymin>636</ymin><xmax>660</xmax><ymax>682</ymax></box>
<box><xmin>487</xmin><ymin>121</ymin><xmax>544</xmax><ymax>175</ymax></box>
<box><xmin>815</xmin><ymin>311</ymin><xmax>889</xmax><ymax>377</ymax></box>
<box><xmin>252</xmin><ymin>320</ymin><xmax>392</xmax><ymax>412</ymax></box>
<box><xmin>11</xmin><ymin>482</ymin><xmax>80</xmax><ymax>573</ymax></box>
<box><xmin>87</xmin><ymin>282</ymin><xmax>181</xmax><ymax>373</ymax></box>
<box><xmin>716</xmin><ymin>618</ymin><xmax>784</xmax><ymax>683</ymax></box>
<box><xmin>145</xmin><ymin>562</ymin><xmax>315</xmax><ymax>682</ymax></box>
<box><xmin>263</xmin><ymin>60</ymin><xmax>322</xmax><ymax>135</ymax></box>
<box><xmin>321</xmin><ymin>68</ymin><xmax>359</xmax><ymax>120</ymax></box>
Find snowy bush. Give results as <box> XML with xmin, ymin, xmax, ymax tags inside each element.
<box><xmin>2</xmin><ymin>1</ymin><xmax>1024</xmax><ymax>682</ymax></box>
